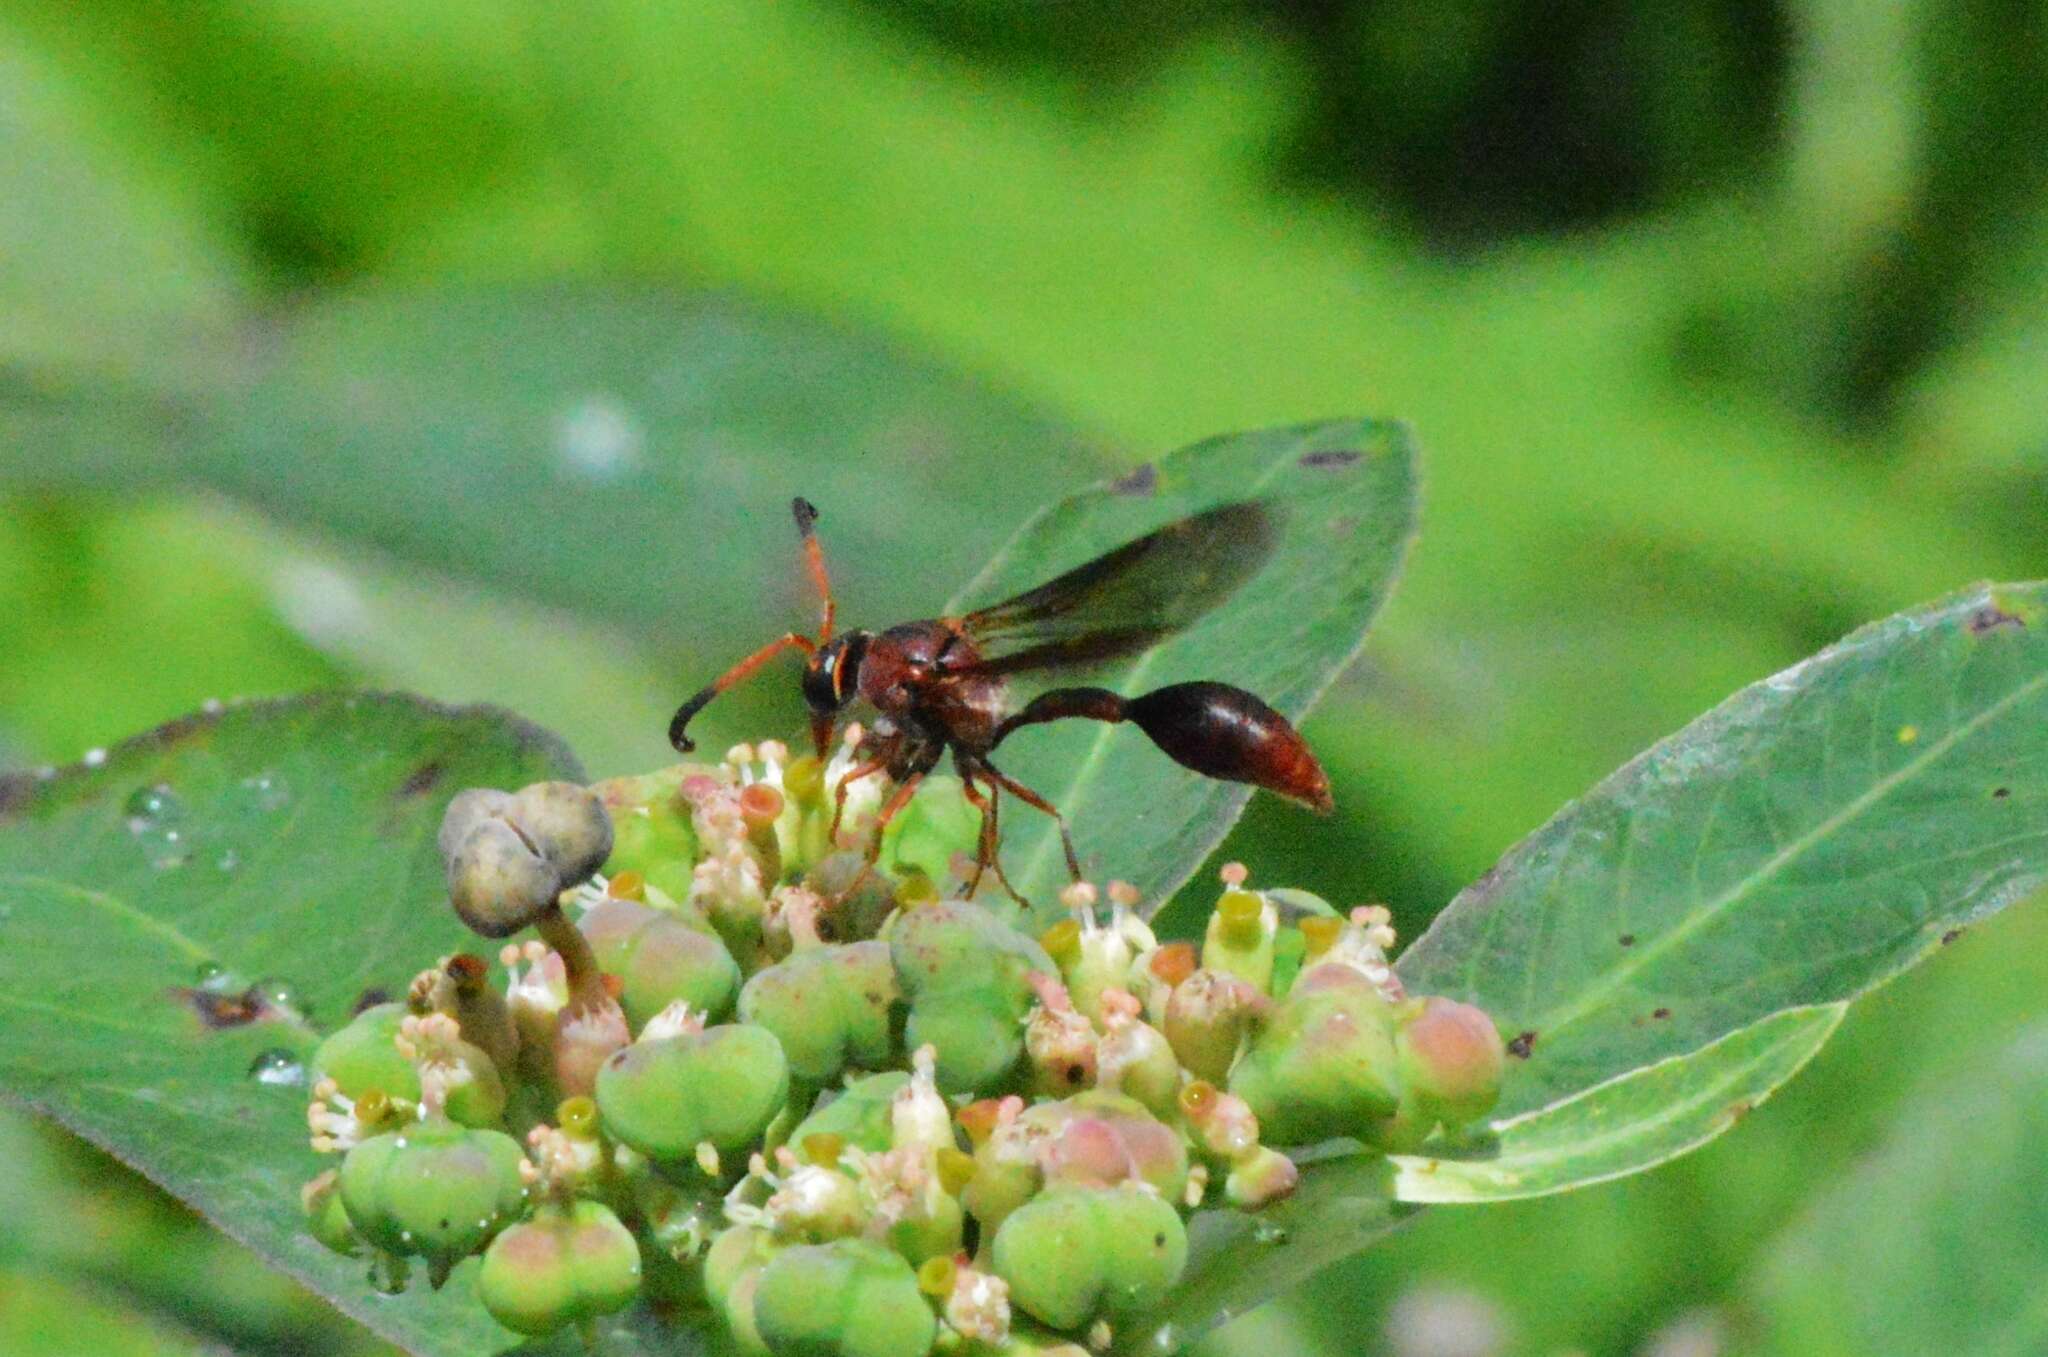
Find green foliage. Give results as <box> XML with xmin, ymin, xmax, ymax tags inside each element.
<box><xmin>0</xmin><ymin>696</ymin><xmax>581</xmax><ymax>1357</ymax></box>
<box><xmin>2</xmin><ymin>2</ymin><xmax>2047</xmax><ymax>1354</ymax></box>
<box><xmin>1399</xmin><ymin>583</ymin><xmax>2048</xmax><ymax>1119</ymax></box>
<box><xmin>949</xmin><ymin>420</ymin><xmax>1416</xmax><ymax>914</ymax></box>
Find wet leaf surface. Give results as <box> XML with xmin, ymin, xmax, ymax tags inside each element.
<box><xmin>0</xmin><ymin>695</ymin><xmax>590</xmax><ymax>1357</ymax></box>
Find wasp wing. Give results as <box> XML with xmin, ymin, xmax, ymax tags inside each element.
<box><xmin>949</xmin><ymin>500</ymin><xmax>1278</xmax><ymax>677</ymax></box>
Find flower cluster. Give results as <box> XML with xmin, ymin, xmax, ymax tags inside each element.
<box><xmin>296</xmin><ymin>736</ymin><xmax>1504</xmax><ymax>1352</ymax></box>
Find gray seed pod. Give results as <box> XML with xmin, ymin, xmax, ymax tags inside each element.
<box><xmin>449</xmin><ymin>817</ymin><xmax>563</xmax><ymax>939</ymax></box>
<box><xmin>509</xmin><ymin>781</ymin><xmax>614</xmax><ymax>885</ymax></box>
<box><xmin>438</xmin><ymin>788</ymin><xmax>516</xmax><ymax>865</ymax></box>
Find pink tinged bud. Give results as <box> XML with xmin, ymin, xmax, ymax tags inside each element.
<box><xmin>1224</xmin><ymin>1146</ymin><xmax>1299</xmax><ymax>1208</ymax></box>
<box><xmin>554</xmin><ymin>998</ymin><xmax>631</xmax><ymax>1098</ymax></box>
<box><xmin>1096</xmin><ymin>1009</ymin><xmax>1181</xmax><ymax>1120</ymax></box>
<box><xmin>1026</xmin><ymin>1002</ymin><xmax>1099</xmax><ymax>1097</ymax></box>
<box><xmin>1397</xmin><ymin>997</ymin><xmax>1506</xmax><ymax>1129</ymax></box>
<box><xmin>1180</xmin><ymin>1082</ymin><xmax>1261</xmax><ymax>1160</ymax></box>
<box><xmin>1163</xmin><ymin>968</ymin><xmax>1264</xmax><ymax>1084</ymax></box>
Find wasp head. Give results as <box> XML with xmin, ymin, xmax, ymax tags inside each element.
<box><xmin>800</xmin><ymin>631</ymin><xmax>869</xmax><ymax>757</ymax></box>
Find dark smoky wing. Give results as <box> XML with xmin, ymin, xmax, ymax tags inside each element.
<box><xmin>953</xmin><ymin>500</ymin><xmax>1278</xmax><ymax>677</ymax></box>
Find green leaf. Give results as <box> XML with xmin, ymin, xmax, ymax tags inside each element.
<box><xmin>0</xmin><ymin>695</ymin><xmax>588</xmax><ymax>1357</ymax></box>
<box><xmin>1398</xmin><ymin>582</ymin><xmax>2048</xmax><ymax>1122</ymax></box>
<box><xmin>1</xmin><ymin>285</ymin><xmax>1095</xmax><ymax>664</ymax></box>
<box><xmin>1390</xmin><ymin>1005</ymin><xmax>1842</xmax><ymax>1203</ymax></box>
<box><xmin>1113</xmin><ymin>1152</ymin><xmax>1408</xmax><ymax>1355</ymax></box>
<box><xmin>949</xmin><ymin>420</ymin><xmax>1418</xmax><ymax>916</ymax></box>
<box><xmin>1747</xmin><ymin>1023</ymin><xmax>2048</xmax><ymax>1357</ymax></box>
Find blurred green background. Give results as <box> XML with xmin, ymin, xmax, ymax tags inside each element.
<box><xmin>3</xmin><ymin>1</ymin><xmax>2045</xmax><ymax>1353</ymax></box>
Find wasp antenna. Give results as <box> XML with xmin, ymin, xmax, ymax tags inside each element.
<box><xmin>791</xmin><ymin>496</ymin><xmax>836</xmax><ymax>641</ymax></box>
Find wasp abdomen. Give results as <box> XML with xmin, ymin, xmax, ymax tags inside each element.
<box><xmin>1124</xmin><ymin>681</ymin><xmax>1333</xmax><ymax>813</ymax></box>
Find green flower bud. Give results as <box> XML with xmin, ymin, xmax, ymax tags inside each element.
<box><xmin>337</xmin><ymin>1117</ymin><xmax>527</xmax><ymax>1284</ymax></box>
<box><xmin>1394</xmin><ymin>996</ymin><xmax>1505</xmax><ymax>1136</ymax></box>
<box><xmin>991</xmin><ymin>1186</ymin><xmax>1187</xmax><ymax>1332</ymax></box>
<box><xmin>1202</xmin><ymin>890</ymin><xmax>1277</xmax><ymax>993</ymax></box>
<box><xmin>582</xmin><ymin>898</ymin><xmax>742</xmax><ymax>1029</ymax></box>
<box><xmin>889</xmin><ymin>900</ymin><xmax>1052</xmax><ymax>1095</ymax></box>
<box><xmin>789</xmin><ymin>1072</ymin><xmax>912</xmax><ymax>1156</ymax></box>
<box><xmin>592</xmin><ymin>768</ymin><xmax>702</xmax><ymax>904</ymax></box>
<box><xmin>312</xmin><ymin>1003</ymin><xmax>421</xmax><ymax>1106</ymax></box>
<box><xmin>1039</xmin><ymin>1093</ymin><xmax>1188</xmax><ymax>1203</ymax></box>
<box><xmin>740</xmin><ymin>941</ymin><xmax>899</xmax><ymax>1088</ymax></box>
<box><xmin>804</xmin><ymin>852</ymin><xmax>900</xmax><ymax>944</ymax></box>
<box><xmin>753</xmin><ymin>1239</ymin><xmax>936</xmax><ymax>1357</ymax></box>
<box><xmin>477</xmin><ymin>1199</ymin><xmax>642</xmax><ymax>1336</ymax></box>
<box><xmin>1163</xmin><ymin>968</ymin><xmax>1263</xmax><ymax>1084</ymax></box>
<box><xmin>301</xmin><ymin>1169</ymin><xmax>357</xmax><ymax>1256</ymax></box>
<box><xmin>595</xmin><ymin>1024</ymin><xmax>791</xmax><ymax>1170</ymax></box>
<box><xmin>1228</xmin><ymin>963</ymin><xmax>1401</xmax><ymax>1146</ymax></box>
<box><xmin>875</xmin><ymin>774</ymin><xmax>980</xmax><ymax>886</ymax></box>
<box><xmin>706</xmin><ymin>1223</ymin><xmax>781</xmax><ymax>1353</ymax></box>
<box><xmin>1224</xmin><ymin>1145</ymin><xmax>1300</xmax><ymax>1209</ymax></box>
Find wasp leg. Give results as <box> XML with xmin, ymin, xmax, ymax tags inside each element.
<box><xmin>954</xmin><ymin>752</ymin><xmax>1029</xmax><ymax>907</ymax></box>
<box><xmin>829</xmin><ymin>756</ymin><xmax>890</xmax><ymax>845</ymax></box>
<box><xmin>974</xmin><ymin>760</ymin><xmax>1083</xmax><ymax>884</ymax></box>
<box><xmin>829</xmin><ymin>770</ymin><xmax>927</xmax><ymax>905</ymax></box>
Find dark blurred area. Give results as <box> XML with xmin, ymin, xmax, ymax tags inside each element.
<box><xmin>2</xmin><ymin>0</ymin><xmax>2045</xmax><ymax>1354</ymax></box>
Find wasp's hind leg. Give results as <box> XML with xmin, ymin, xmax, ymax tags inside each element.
<box><xmin>954</xmin><ymin>752</ymin><xmax>1029</xmax><ymax>907</ymax></box>
<box><xmin>972</xmin><ymin>759</ymin><xmax>1083</xmax><ymax>884</ymax></box>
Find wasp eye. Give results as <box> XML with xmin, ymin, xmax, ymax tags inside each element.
<box><xmin>801</xmin><ymin>656</ymin><xmax>839</xmax><ymax>713</ymax></box>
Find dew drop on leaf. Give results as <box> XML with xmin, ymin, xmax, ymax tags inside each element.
<box><xmin>125</xmin><ymin>783</ymin><xmax>192</xmax><ymax>868</ymax></box>
<box><xmin>236</xmin><ymin>773</ymin><xmax>291</xmax><ymax>814</ymax></box>
<box><xmin>247</xmin><ymin>1048</ymin><xmax>305</xmax><ymax>1087</ymax></box>
<box><xmin>256</xmin><ymin>978</ymin><xmax>311</xmax><ymax>1022</ymax></box>
<box><xmin>1252</xmin><ymin>1219</ymin><xmax>1290</xmax><ymax>1245</ymax></box>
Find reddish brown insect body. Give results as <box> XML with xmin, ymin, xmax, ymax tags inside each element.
<box><xmin>668</xmin><ymin>497</ymin><xmax>1331</xmax><ymax>902</ymax></box>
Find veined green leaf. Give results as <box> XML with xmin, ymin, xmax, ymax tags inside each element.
<box><xmin>0</xmin><ymin>696</ymin><xmax>593</xmax><ymax>1357</ymax></box>
<box><xmin>1399</xmin><ymin>583</ymin><xmax>2048</xmax><ymax>1119</ymax></box>
<box><xmin>1391</xmin><ymin>1005</ymin><xmax>1842</xmax><ymax>1203</ymax></box>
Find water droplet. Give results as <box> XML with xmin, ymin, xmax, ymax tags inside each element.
<box><xmin>248</xmin><ymin>1049</ymin><xmax>305</xmax><ymax>1086</ymax></box>
<box><xmin>125</xmin><ymin>783</ymin><xmax>190</xmax><ymax>868</ymax></box>
<box><xmin>82</xmin><ymin>747</ymin><xmax>107</xmax><ymax>768</ymax></box>
<box><xmin>399</xmin><ymin>1230</ymin><xmax>414</xmax><ymax>1246</ymax></box>
<box><xmin>202</xmin><ymin>697</ymin><xmax>224</xmax><ymax>714</ymax></box>
<box><xmin>1144</xmin><ymin>1323</ymin><xmax>1178</xmax><ymax>1354</ymax></box>
<box><xmin>194</xmin><ymin>961</ymin><xmax>229</xmax><ymax>987</ymax></box>
<box><xmin>255</xmin><ymin>977</ymin><xmax>311</xmax><ymax>1022</ymax></box>
<box><xmin>216</xmin><ymin>849</ymin><xmax>240</xmax><ymax>874</ymax></box>
<box><xmin>553</xmin><ymin>395</ymin><xmax>645</xmax><ymax>481</ymax></box>
<box><xmin>1252</xmin><ymin>1219</ymin><xmax>1290</xmax><ymax>1245</ymax></box>
<box><xmin>236</xmin><ymin>772</ymin><xmax>291</xmax><ymax>814</ymax></box>
<box><xmin>124</xmin><ymin>783</ymin><xmax>175</xmax><ymax>823</ymax></box>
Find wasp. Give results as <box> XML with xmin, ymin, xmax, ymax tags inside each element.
<box><xmin>669</xmin><ymin>497</ymin><xmax>1331</xmax><ymax>902</ymax></box>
